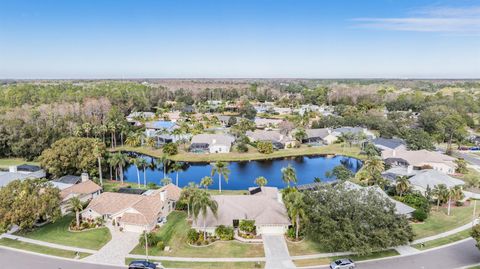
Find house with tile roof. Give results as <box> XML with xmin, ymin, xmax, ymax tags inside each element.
<box><xmin>246</xmin><ymin>130</ymin><xmax>295</xmax><ymax>149</ymax></box>
<box><xmin>381</xmin><ymin>148</ymin><xmax>457</xmax><ymax>174</ymax></box>
<box><xmin>58</xmin><ymin>174</ymin><xmax>102</xmax><ymax>214</ymax></box>
<box><xmin>192</xmin><ymin>186</ymin><xmax>290</xmax><ymax>235</ymax></box>
<box><xmin>82</xmin><ymin>184</ymin><xmax>181</xmax><ymax>233</ymax></box>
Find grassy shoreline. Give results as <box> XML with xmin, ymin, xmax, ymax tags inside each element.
<box><xmin>114</xmin><ymin>143</ymin><xmax>365</xmax><ymax>163</ymax></box>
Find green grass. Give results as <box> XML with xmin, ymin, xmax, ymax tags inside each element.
<box><xmin>0</xmin><ymin>238</ymin><xmax>91</xmax><ymax>259</ymax></box>
<box><xmin>125</xmin><ymin>259</ymin><xmax>264</xmax><ymax>269</ymax></box>
<box><xmin>17</xmin><ymin>214</ymin><xmax>111</xmax><ymax>250</ymax></box>
<box><xmin>412</xmin><ymin>203</ymin><xmax>474</xmax><ymax>239</ymax></box>
<box><xmin>287</xmin><ymin>239</ymin><xmax>329</xmax><ymax>256</ymax></box>
<box><xmin>467</xmin><ymin>266</ymin><xmax>480</xmax><ymax>269</ymax></box>
<box><xmin>292</xmin><ymin>249</ymin><xmax>399</xmax><ymax>267</ymax></box>
<box><xmin>115</xmin><ymin>143</ymin><xmax>365</xmax><ymax>163</ymax></box>
<box><xmin>130</xmin><ymin>211</ymin><xmax>264</xmax><ymax>258</ymax></box>
<box><xmin>0</xmin><ymin>158</ymin><xmax>39</xmax><ymax>169</ymax></box>
<box><xmin>412</xmin><ymin>229</ymin><xmax>471</xmax><ymax>250</ymax></box>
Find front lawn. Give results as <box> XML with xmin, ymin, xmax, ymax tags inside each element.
<box><xmin>287</xmin><ymin>239</ymin><xmax>329</xmax><ymax>256</ymax></box>
<box><xmin>292</xmin><ymin>249</ymin><xmax>399</xmax><ymax>267</ymax></box>
<box><xmin>412</xmin><ymin>203</ymin><xmax>474</xmax><ymax>239</ymax></box>
<box><xmin>0</xmin><ymin>238</ymin><xmax>91</xmax><ymax>259</ymax></box>
<box><xmin>126</xmin><ymin>259</ymin><xmax>264</xmax><ymax>269</ymax></box>
<box><xmin>130</xmin><ymin>211</ymin><xmax>264</xmax><ymax>258</ymax></box>
<box><xmin>412</xmin><ymin>229</ymin><xmax>471</xmax><ymax>250</ymax></box>
<box><xmin>17</xmin><ymin>214</ymin><xmax>111</xmax><ymax>250</ymax></box>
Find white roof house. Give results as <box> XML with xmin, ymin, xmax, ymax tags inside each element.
<box><xmin>192</xmin><ymin>186</ymin><xmax>290</xmax><ymax>235</ymax></box>
<box><xmin>254</xmin><ymin>117</ymin><xmax>283</xmax><ymax>129</ymax></box>
<box><xmin>407</xmin><ymin>170</ymin><xmax>465</xmax><ymax>193</ymax></box>
<box><xmin>332</xmin><ymin>127</ymin><xmax>376</xmax><ymax>140</ymax></box>
<box><xmin>190</xmin><ymin>134</ymin><xmax>235</xmax><ymax>154</ymax></box>
<box><xmin>0</xmin><ymin>166</ymin><xmax>46</xmax><ymax>188</ymax></box>
<box><xmin>382</xmin><ymin>149</ymin><xmax>457</xmax><ymax>174</ymax></box>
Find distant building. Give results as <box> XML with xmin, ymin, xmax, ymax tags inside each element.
<box><xmin>407</xmin><ymin>169</ymin><xmax>465</xmax><ymax>194</ymax></box>
<box><xmin>368</xmin><ymin>137</ymin><xmax>406</xmax><ymax>151</ymax></box>
<box><xmin>126</xmin><ymin>112</ymin><xmax>155</xmax><ymax>125</ymax></box>
<box><xmin>144</xmin><ymin>120</ymin><xmax>190</xmax><ymax>146</ymax></box>
<box><xmin>190</xmin><ymin>134</ymin><xmax>235</xmax><ymax>153</ymax></box>
<box><xmin>381</xmin><ymin>149</ymin><xmax>456</xmax><ymax>174</ymax></box>
<box><xmin>246</xmin><ymin>130</ymin><xmax>295</xmax><ymax>149</ymax></box>
<box><xmin>333</xmin><ymin>127</ymin><xmax>376</xmax><ymax>140</ymax></box>
<box><xmin>254</xmin><ymin>117</ymin><xmax>283</xmax><ymax>129</ymax></box>
<box><xmin>304</xmin><ymin>128</ymin><xmax>338</xmax><ymax>145</ymax></box>
<box><xmin>0</xmin><ymin>165</ymin><xmax>46</xmax><ymax>188</ymax></box>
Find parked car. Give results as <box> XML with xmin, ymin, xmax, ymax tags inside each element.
<box><xmin>128</xmin><ymin>260</ymin><xmax>158</xmax><ymax>269</ymax></box>
<box><xmin>330</xmin><ymin>258</ymin><xmax>356</xmax><ymax>269</ymax></box>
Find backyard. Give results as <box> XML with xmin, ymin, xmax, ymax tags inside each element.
<box><xmin>130</xmin><ymin>211</ymin><xmax>265</xmax><ymax>257</ymax></box>
<box><xmin>17</xmin><ymin>214</ymin><xmax>111</xmax><ymax>250</ymax></box>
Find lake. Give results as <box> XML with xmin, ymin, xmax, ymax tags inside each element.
<box><xmin>122</xmin><ymin>153</ymin><xmax>362</xmax><ymax>190</ymax></box>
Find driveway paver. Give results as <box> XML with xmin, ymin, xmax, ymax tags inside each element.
<box><xmin>262</xmin><ymin>234</ymin><xmax>296</xmax><ymax>269</ymax></box>
<box><xmin>83</xmin><ymin>225</ymin><xmax>140</xmax><ymax>266</ymax></box>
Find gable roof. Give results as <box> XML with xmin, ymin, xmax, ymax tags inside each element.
<box><xmin>371</xmin><ymin>138</ymin><xmax>406</xmax><ymax>150</ymax></box>
<box><xmin>191</xmin><ymin>134</ymin><xmax>235</xmax><ymax>147</ymax></box>
<box><xmin>246</xmin><ymin>130</ymin><xmax>291</xmax><ymax>143</ymax></box>
<box><xmin>408</xmin><ymin>169</ymin><xmax>465</xmax><ymax>190</ymax></box>
<box><xmin>381</xmin><ymin>149</ymin><xmax>456</xmax><ymax>168</ymax></box>
<box><xmin>145</xmin><ymin>121</ymin><xmax>176</xmax><ymax>130</ymax></box>
<box><xmin>305</xmin><ymin>128</ymin><xmax>332</xmax><ymax>139</ymax></box>
<box><xmin>54</xmin><ymin>175</ymin><xmax>81</xmax><ymax>185</ymax></box>
<box><xmin>60</xmin><ymin>180</ymin><xmax>102</xmax><ymax>200</ymax></box>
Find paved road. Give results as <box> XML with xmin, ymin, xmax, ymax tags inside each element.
<box><xmin>455</xmin><ymin>151</ymin><xmax>480</xmax><ymax>166</ymax></box>
<box><xmin>0</xmin><ymin>247</ymin><xmax>123</xmax><ymax>269</ymax></box>
<box><xmin>313</xmin><ymin>239</ymin><xmax>480</xmax><ymax>269</ymax></box>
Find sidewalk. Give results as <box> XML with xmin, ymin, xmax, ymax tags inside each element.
<box><xmin>411</xmin><ymin>221</ymin><xmax>476</xmax><ymax>245</ymax></box>
<box><xmin>0</xmin><ymin>233</ymin><xmax>96</xmax><ymax>254</ymax></box>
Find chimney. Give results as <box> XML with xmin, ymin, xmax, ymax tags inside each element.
<box><xmin>9</xmin><ymin>166</ymin><xmax>17</xmax><ymax>173</ymax></box>
<box><xmin>81</xmin><ymin>173</ymin><xmax>89</xmax><ymax>182</ymax></box>
<box><xmin>160</xmin><ymin>190</ymin><xmax>166</xmax><ymax>202</ymax></box>
<box><xmin>392</xmin><ymin>150</ymin><xmax>396</xmax><ymax>157</ymax></box>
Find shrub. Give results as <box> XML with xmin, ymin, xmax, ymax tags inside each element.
<box><xmin>215</xmin><ymin>225</ymin><xmax>234</xmax><ymax>240</ymax></box>
<box><xmin>236</xmin><ymin>143</ymin><xmax>249</xmax><ymax>153</ymax></box>
<box><xmin>163</xmin><ymin>143</ymin><xmax>178</xmax><ymax>155</ymax></box>
<box><xmin>187</xmin><ymin>229</ymin><xmax>199</xmax><ymax>244</ymax></box>
<box><xmin>156</xmin><ymin>241</ymin><xmax>165</xmax><ymax>250</ymax></box>
<box><xmin>412</xmin><ymin>209</ymin><xmax>428</xmax><ymax>222</ymax></box>
<box><xmin>455</xmin><ymin>201</ymin><xmax>464</xmax><ymax>207</ymax></box>
<box><xmin>239</xmin><ymin>220</ymin><xmax>256</xmax><ymax>233</ymax></box>
<box><xmin>147</xmin><ymin>182</ymin><xmax>159</xmax><ymax>189</ymax></box>
<box><xmin>139</xmin><ymin>232</ymin><xmax>160</xmax><ymax>248</ymax></box>
<box><xmin>257</xmin><ymin>141</ymin><xmax>274</xmax><ymax>154</ymax></box>
<box><xmin>286</xmin><ymin>227</ymin><xmax>296</xmax><ymax>239</ymax></box>
<box><xmin>397</xmin><ymin>193</ymin><xmax>431</xmax><ymax>214</ymax></box>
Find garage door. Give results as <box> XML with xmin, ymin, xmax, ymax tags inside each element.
<box><xmin>122</xmin><ymin>224</ymin><xmax>144</xmax><ymax>233</ymax></box>
<box><xmin>259</xmin><ymin>225</ymin><xmax>286</xmax><ymax>235</ymax></box>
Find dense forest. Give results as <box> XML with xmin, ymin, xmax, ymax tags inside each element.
<box><xmin>0</xmin><ymin>79</ymin><xmax>479</xmax><ymax>160</ymax></box>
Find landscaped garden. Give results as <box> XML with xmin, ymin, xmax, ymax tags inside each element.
<box><xmin>0</xmin><ymin>238</ymin><xmax>91</xmax><ymax>259</ymax></box>
<box><xmin>130</xmin><ymin>211</ymin><xmax>265</xmax><ymax>257</ymax></box>
<box><xmin>17</xmin><ymin>214</ymin><xmax>111</xmax><ymax>250</ymax></box>
<box><xmin>412</xmin><ymin>202</ymin><xmax>475</xmax><ymax>239</ymax></box>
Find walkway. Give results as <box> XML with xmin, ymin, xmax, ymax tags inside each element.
<box><xmin>395</xmin><ymin>245</ymin><xmax>420</xmax><ymax>255</ymax></box>
<box><xmin>262</xmin><ymin>234</ymin><xmax>296</xmax><ymax>269</ymax></box>
<box><xmin>83</xmin><ymin>225</ymin><xmax>139</xmax><ymax>266</ymax></box>
<box><xmin>0</xmin><ymin>233</ymin><xmax>96</xmax><ymax>254</ymax></box>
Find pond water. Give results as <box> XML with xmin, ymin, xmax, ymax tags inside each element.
<box><xmin>122</xmin><ymin>153</ymin><xmax>362</xmax><ymax>190</ymax></box>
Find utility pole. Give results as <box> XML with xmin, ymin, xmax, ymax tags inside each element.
<box><xmin>144</xmin><ymin>227</ymin><xmax>149</xmax><ymax>261</ymax></box>
<box><xmin>473</xmin><ymin>199</ymin><xmax>477</xmax><ymax>227</ymax></box>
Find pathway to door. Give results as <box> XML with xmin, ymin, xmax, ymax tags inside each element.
<box><xmin>262</xmin><ymin>234</ymin><xmax>296</xmax><ymax>269</ymax></box>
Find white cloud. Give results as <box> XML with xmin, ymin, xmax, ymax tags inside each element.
<box><xmin>352</xmin><ymin>6</ymin><xmax>480</xmax><ymax>34</ymax></box>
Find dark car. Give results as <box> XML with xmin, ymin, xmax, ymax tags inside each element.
<box><xmin>128</xmin><ymin>260</ymin><xmax>157</xmax><ymax>269</ymax></box>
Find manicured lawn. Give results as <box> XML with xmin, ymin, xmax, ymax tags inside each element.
<box><xmin>130</xmin><ymin>211</ymin><xmax>264</xmax><ymax>258</ymax></box>
<box><xmin>287</xmin><ymin>239</ymin><xmax>329</xmax><ymax>256</ymax></box>
<box><xmin>292</xmin><ymin>249</ymin><xmax>399</xmax><ymax>267</ymax></box>
<box><xmin>0</xmin><ymin>158</ymin><xmax>39</xmax><ymax>169</ymax></box>
<box><xmin>467</xmin><ymin>266</ymin><xmax>480</xmax><ymax>269</ymax></box>
<box><xmin>0</xmin><ymin>238</ymin><xmax>91</xmax><ymax>259</ymax></box>
<box><xmin>17</xmin><ymin>214</ymin><xmax>111</xmax><ymax>250</ymax></box>
<box><xmin>115</xmin><ymin>143</ymin><xmax>365</xmax><ymax>163</ymax></box>
<box><xmin>412</xmin><ymin>229</ymin><xmax>471</xmax><ymax>250</ymax></box>
<box><xmin>412</xmin><ymin>203</ymin><xmax>474</xmax><ymax>239</ymax></box>
<box><xmin>125</xmin><ymin>259</ymin><xmax>264</xmax><ymax>269</ymax></box>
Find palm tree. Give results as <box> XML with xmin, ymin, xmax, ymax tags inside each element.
<box><xmin>131</xmin><ymin>157</ymin><xmax>145</xmax><ymax>188</ymax></box>
<box><xmin>69</xmin><ymin>197</ymin><xmax>83</xmax><ymax>229</ymax></box>
<box><xmin>255</xmin><ymin>176</ymin><xmax>268</xmax><ymax>187</ymax></box>
<box><xmin>82</xmin><ymin>122</ymin><xmax>92</xmax><ymax>137</ymax></box>
<box><xmin>171</xmin><ymin>162</ymin><xmax>184</xmax><ymax>186</ymax></box>
<box><xmin>93</xmin><ymin>142</ymin><xmax>104</xmax><ymax>186</ymax></box>
<box><xmin>156</xmin><ymin>155</ymin><xmax>170</xmax><ymax>179</ymax></box>
<box><xmin>125</xmin><ymin>132</ymin><xmax>141</xmax><ymax>147</ymax></box>
<box><xmin>396</xmin><ymin>176</ymin><xmax>410</xmax><ymax>197</ymax></box>
<box><xmin>294</xmin><ymin>128</ymin><xmax>307</xmax><ymax>143</ymax></box>
<box><xmin>362</xmin><ymin>157</ymin><xmax>385</xmax><ymax>186</ymax></box>
<box><xmin>432</xmin><ymin>184</ymin><xmax>449</xmax><ymax>211</ymax></box>
<box><xmin>192</xmin><ymin>190</ymin><xmax>218</xmax><ymax>240</ymax></box>
<box><xmin>161</xmin><ymin>177</ymin><xmax>172</xmax><ymax>186</ymax></box>
<box><xmin>285</xmin><ymin>191</ymin><xmax>307</xmax><ymax>240</ymax></box>
<box><xmin>281</xmin><ymin>164</ymin><xmax>297</xmax><ymax>188</ymax></box>
<box><xmin>108</xmin><ymin>122</ymin><xmax>117</xmax><ymax>148</ymax></box>
<box><xmin>110</xmin><ymin>152</ymin><xmax>129</xmax><ymax>184</ymax></box>
<box><xmin>211</xmin><ymin>161</ymin><xmax>230</xmax><ymax>193</ymax></box>
<box><xmin>200</xmin><ymin>176</ymin><xmax>214</xmax><ymax>190</ymax></box>
<box><xmin>180</xmin><ymin>182</ymin><xmax>198</xmax><ymax>219</ymax></box>
<box><xmin>135</xmin><ymin>158</ymin><xmax>149</xmax><ymax>187</ymax></box>
<box><xmin>448</xmin><ymin>185</ymin><xmax>464</xmax><ymax>216</ymax></box>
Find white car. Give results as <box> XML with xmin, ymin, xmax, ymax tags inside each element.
<box><xmin>330</xmin><ymin>258</ymin><xmax>356</xmax><ymax>269</ymax></box>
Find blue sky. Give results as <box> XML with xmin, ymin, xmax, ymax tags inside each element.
<box><xmin>0</xmin><ymin>0</ymin><xmax>479</xmax><ymax>78</ymax></box>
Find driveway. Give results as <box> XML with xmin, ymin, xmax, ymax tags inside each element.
<box><xmin>262</xmin><ymin>234</ymin><xmax>296</xmax><ymax>269</ymax></box>
<box><xmin>83</xmin><ymin>225</ymin><xmax>140</xmax><ymax>266</ymax></box>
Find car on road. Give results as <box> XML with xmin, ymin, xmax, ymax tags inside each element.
<box><xmin>330</xmin><ymin>258</ymin><xmax>356</xmax><ymax>269</ymax></box>
<box><xmin>128</xmin><ymin>260</ymin><xmax>158</xmax><ymax>269</ymax></box>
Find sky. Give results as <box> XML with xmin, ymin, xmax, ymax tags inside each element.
<box><xmin>0</xmin><ymin>0</ymin><xmax>479</xmax><ymax>79</ymax></box>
